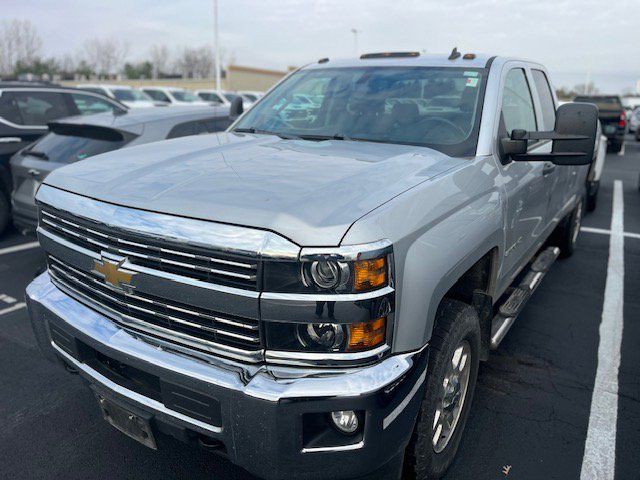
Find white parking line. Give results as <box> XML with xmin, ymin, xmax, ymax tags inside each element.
<box><xmin>581</xmin><ymin>226</ymin><xmax>640</xmax><ymax>240</ymax></box>
<box><xmin>580</xmin><ymin>180</ymin><xmax>625</xmax><ymax>480</ymax></box>
<box><xmin>0</xmin><ymin>241</ymin><xmax>40</xmax><ymax>256</ymax></box>
<box><xmin>0</xmin><ymin>302</ymin><xmax>26</xmax><ymax>316</ymax></box>
<box><xmin>0</xmin><ymin>294</ymin><xmax>17</xmax><ymax>304</ymax></box>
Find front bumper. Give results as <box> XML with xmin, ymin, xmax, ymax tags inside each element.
<box><xmin>27</xmin><ymin>272</ymin><xmax>427</xmax><ymax>480</ymax></box>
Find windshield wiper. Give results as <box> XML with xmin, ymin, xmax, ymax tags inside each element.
<box><xmin>23</xmin><ymin>150</ymin><xmax>49</xmax><ymax>160</ymax></box>
<box><xmin>233</xmin><ymin>127</ymin><xmax>300</xmax><ymax>140</ymax></box>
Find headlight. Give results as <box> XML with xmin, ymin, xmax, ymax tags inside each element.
<box><xmin>262</xmin><ymin>240</ymin><xmax>394</xmax><ymax>360</ymax></box>
<box><xmin>263</xmin><ymin>240</ymin><xmax>391</xmax><ymax>294</ymax></box>
<box><xmin>265</xmin><ymin>316</ymin><xmax>387</xmax><ymax>353</ymax></box>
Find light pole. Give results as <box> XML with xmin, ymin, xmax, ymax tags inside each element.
<box><xmin>351</xmin><ymin>28</ymin><xmax>360</xmax><ymax>57</ymax></box>
<box><xmin>214</xmin><ymin>0</ymin><xmax>221</xmax><ymax>92</ymax></box>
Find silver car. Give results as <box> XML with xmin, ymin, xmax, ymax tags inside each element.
<box><xmin>11</xmin><ymin>105</ymin><xmax>231</xmax><ymax>232</ymax></box>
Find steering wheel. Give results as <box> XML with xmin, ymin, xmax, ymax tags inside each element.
<box><xmin>413</xmin><ymin>116</ymin><xmax>467</xmax><ymax>142</ymax></box>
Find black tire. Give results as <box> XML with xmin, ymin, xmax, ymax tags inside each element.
<box><xmin>609</xmin><ymin>140</ymin><xmax>623</xmax><ymax>153</ymax></box>
<box><xmin>0</xmin><ymin>192</ymin><xmax>9</xmax><ymax>237</ymax></box>
<box><xmin>403</xmin><ymin>299</ymin><xmax>481</xmax><ymax>480</ymax></box>
<box><xmin>586</xmin><ymin>183</ymin><xmax>598</xmax><ymax>212</ymax></box>
<box><xmin>551</xmin><ymin>198</ymin><xmax>584</xmax><ymax>258</ymax></box>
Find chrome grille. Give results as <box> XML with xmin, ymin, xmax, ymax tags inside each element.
<box><xmin>39</xmin><ymin>205</ymin><xmax>259</xmax><ymax>290</ymax></box>
<box><xmin>47</xmin><ymin>255</ymin><xmax>263</xmax><ymax>360</ymax></box>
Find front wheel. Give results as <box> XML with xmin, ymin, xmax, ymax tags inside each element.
<box><xmin>403</xmin><ymin>299</ymin><xmax>480</xmax><ymax>479</ymax></box>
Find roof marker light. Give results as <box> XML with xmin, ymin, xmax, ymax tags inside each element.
<box><xmin>360</xmin><ymin>52</ymin><xmax>420</xmax><ymax>59</ymax></box>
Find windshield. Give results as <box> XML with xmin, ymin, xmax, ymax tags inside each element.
<box><xmin>171</xmin><ymin>90</ymin><xmax>200</xmax><ymax>102</ymax></box>
<box><xmin>233</xmin><ymin>66</ymin><xmax>487</xmax><ymax>156</ymax></box>
<box><xmin>113</xmin><ymin>89</ymin><xmax>152</xmax><ymax>102</ymax></box>
<box><xmin>27</xmin><ymin>131</ymin><xmax>127</xmax><ymax>164</ymax></box>
<box><xmin>199</xmin><ymin>92</ymin><xmax>223</xmax><ymax>103</ymax></box>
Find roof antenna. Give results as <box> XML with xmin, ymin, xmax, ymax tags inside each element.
<box><xmin>448</xmin><ymin>47</ymin><xmax>461</xmax><ymax>60</ymax></box>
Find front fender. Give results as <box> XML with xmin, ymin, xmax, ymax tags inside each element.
<box><xmin>342</xmin><ymin>156</ymin><xmax>504</xmax><ymax>352</ymax></box>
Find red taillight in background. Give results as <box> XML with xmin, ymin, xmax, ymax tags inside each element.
<box><xmin>619</xmin><ymin>111</ymin><xmax>627</xmax><ymax>128</ymax></box>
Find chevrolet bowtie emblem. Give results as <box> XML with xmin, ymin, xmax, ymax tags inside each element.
<box><xmin>92</xmin><ymin>256</ymin><xmax>136</xmax><ymax>290</ymax></box>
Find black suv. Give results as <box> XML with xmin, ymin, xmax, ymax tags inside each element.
<box><xmin>0</xmin><ymin>82</ymin><xmax>126</xmax><ymax>235</ymax></box>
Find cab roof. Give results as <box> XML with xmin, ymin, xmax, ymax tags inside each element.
<box><xmin>304</xmin><ymin>52</ymin><xmax>495</xmax><ymax>70</ymax></box>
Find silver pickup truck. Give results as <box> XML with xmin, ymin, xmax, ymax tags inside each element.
<box><xmin>26</xmin><ymin>52</ymin><xmax>597</xmax><ymax>480</ymax></box>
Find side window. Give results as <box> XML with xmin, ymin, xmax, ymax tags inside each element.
<box><xmin>0</xmin><ymin>91</ymin><xmax>72</xmax><ymax>126</ymax></box>
<box><xmin>145</xmin><ymin>90</ymin><xmax>170</xmax><ymax>102</ymax></box>
<box><xmin>70</xmin><ymin>93</ymin><xmax>116</xmax><ymax>115</ymax></box>
<box><xmin>501</xmin><ymin>69</ymin><xmax>537</xmax><ymax>134</ymax></box>
<box><xmin>531</xmin><ymin>70</ymin><xmax>557</xmax><ymax>131</ymax></box>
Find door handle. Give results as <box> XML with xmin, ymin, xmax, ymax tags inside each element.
<box><xmin>0</xmin><ymin>137</ymin><xmax>22</xmax><ymax>143</ymax></box>
<box><xmin>542</xmin><ymin>163</ymin><xmax>556</xmax><ymax>176</ymax></box>
<box><xmin>28</xmin><ymin>168</ymin><xmax>41</xmax><ymax>177</ymax></box>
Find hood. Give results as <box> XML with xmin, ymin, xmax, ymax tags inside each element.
<box><xmin>43</xmin><ymin>132</ymin><xmax>465</xmax><ymax>246</ymax></box>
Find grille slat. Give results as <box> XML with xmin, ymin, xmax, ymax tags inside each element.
<box><xmin>40</xmin><ymin>208</ymin><xmax>259</xmax><ymax>290</ymax></box>
<box><xmin>39</xmin><ymin>202</ymin><xmax>265</xmax><ymax>362</ymax></box>
<box><xmin>48</xmin><ymin>256</ymin><xmax>262</xmax><ymax>352</ymax></box>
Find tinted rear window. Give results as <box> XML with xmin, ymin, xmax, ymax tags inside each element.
<box><xmin>0</xmin><ymin>91</ymin><xmax>72</xmax><ymax>126</ymax></box>
<box><xmin>26</xmin><ymin>131</ymin><xmax>127</xmax><ymax>164</ymax></box>
<box><xmin>574</xmin><ymin>96</ymin><xmax>622</xmax><ymax>109</ymax></box>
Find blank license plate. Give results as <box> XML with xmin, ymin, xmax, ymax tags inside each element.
<box><xmin>96</xmin><ymin>394</ymin><xmax>157</xmax><ymax>449</ymax></box>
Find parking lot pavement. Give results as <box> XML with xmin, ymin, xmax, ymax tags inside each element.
<box><xmin>0</xmin><ymin>140</ymin><xmax>639</xmax><ymax>480</ymax></box>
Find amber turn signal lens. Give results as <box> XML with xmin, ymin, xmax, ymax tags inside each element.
<box><xmin>354</xmin><ymin>257</ymin><xmax>387</xmax><ymax>291</ymax></box>
<box><xmin>347</xmin><ymin>317</ymin><xmax>386</xmax><ymax>351</ymax></box>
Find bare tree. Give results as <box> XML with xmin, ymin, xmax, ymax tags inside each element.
<box><xmin>82</xmin><ymin>37</ymin><xmax>130</xmax><ymax>78</ymax></box>
<box><xmin>149</xmin><ymin>44</ymin><xmax>169</xmax><ymax>78</ymax></box>
<box><xmin>175</xmin><ymin>45</ymin><xmax>215</xmax><ymax>79</ymax></box>
<box><xmin>0</xmin><ymin>19</ymin><xmax>42</xmax><ymax>75</ymax></box>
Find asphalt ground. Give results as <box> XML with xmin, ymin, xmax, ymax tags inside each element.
<box><xmin>0</xmin><ymin>138</ymin><xmax>638</xmax><ymax>480</ymax></box>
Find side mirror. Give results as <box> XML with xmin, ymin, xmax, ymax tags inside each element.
<box><xmin>229</xmin><ymin>96</ymin><xmax>244</xmax><ymax>121</ymax></box>
<box><xmin>501</xmin><ymin>103</ymin><xmax>598</xmax><ymax>165</ymax></box>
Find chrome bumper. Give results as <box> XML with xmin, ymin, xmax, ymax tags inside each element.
<box><xmin>27</xmin><ymin>272</ymin><xmax>427</xmax><ymax>480</ymax></box>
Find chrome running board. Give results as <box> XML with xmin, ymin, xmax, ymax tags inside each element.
<box><xmin>490</xmin><ymin>246</ymin><xmax>560</xmax><ymax>349</ymax></box>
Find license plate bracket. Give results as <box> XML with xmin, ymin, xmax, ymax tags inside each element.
<box><xmin>95</xmin><ymin>393</ymin><xmax>157</xmax><ymax>449</ymax></box>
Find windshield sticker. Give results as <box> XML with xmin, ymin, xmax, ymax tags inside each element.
<box><xmin>463</xmin><ymin>71</ymin><xmax>478</xmax><ymax>77</ymax></box>
<box><xmin>466</xmin><ymin>78</ymin><xmax>479</xmax><ymax>87</ymax></box>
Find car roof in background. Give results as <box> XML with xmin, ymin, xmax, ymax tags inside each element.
<box><xmin>81</xmin><ymin>84</ymin><xmax>136</xmax><ymax>90</ymax></box>
<box><xmin>50</xmin><ymin>105</ymin><xmax>230</xmax><ymax>132</ymax></box>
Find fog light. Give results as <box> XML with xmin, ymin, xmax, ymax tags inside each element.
<box><xmin>330</xmin><ymin>410</ymin><xmax>359</xmax><ymax>435</ymax></box>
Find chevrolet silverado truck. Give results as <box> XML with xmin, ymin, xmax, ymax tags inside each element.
<box><xmin>26</xmin><ymin>52</ymin><xmax>597</xmax><ymax>480</ymax></box>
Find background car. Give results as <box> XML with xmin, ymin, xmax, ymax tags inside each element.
<box><xmin>586</xmin><ymin>120</ymin><xmax>608</xmax><ymax>211</ymax></box>
<box><xmin>629</xmin><ymin>106</ymin><xmax>640</xmax><ymax>136</ymax></box>
<box><xmin>239</xmin><ymin>91</ymin><xmax>264</xmax><ymax>103</ymax></box>
<box><xmin>10</xmin><ymin>105</ymin><xmax>231</xmax><ymax>233</ymax></box>
<box><xmin>140</xmin><ymin>86</ymin><xmax>210</xmax><ymax>106</ymax></box>
<box><xmin>0</xmin><ymin>82</ymin><xmax>126</xmax><ymax>235</ymax></box>
<box><xmin>78</xmin><ymin>84</ymin><xmax>161</xmax><ymax>108</ymax></box>
<box><xmin>194</xmin><ymin>89</ymin><xmax>244</xmax><ymax>108</ymax></box>
<box><xmin>573</xmin><ymin>94</ymin><xmax>627</xmax><ymax>152</ymax></box>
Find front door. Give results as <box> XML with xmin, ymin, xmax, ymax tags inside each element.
<box><xmin>496</xmin><ymin>67</ymin><xmax>548</xmax><ymax>284</ymax></box>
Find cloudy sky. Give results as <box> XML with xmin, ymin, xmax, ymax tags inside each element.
<box><xmin>5</xmin><ymin>0</ymin><xmax>640</xmax><ymax>93</ymax></box>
